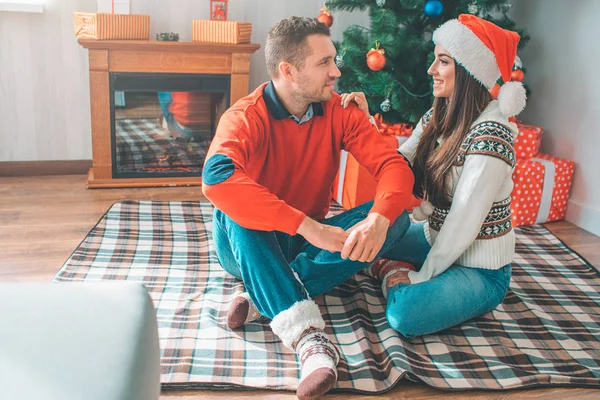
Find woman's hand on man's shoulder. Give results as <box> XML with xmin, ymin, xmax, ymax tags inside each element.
<box><xmin>340</xmin><ymin>92</ymin><xmax>370</xmax><ymax>118</ymax></box>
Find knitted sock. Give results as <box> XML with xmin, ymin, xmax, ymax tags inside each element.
<box><xmin>367</xmin><ymin>258</ymin><xmax>416</xmax><ymax>298</ymax></box>
<box><xmin>226</xmin><ymin>292</ymin><xmax>261</xmax><ymax>330</ymax></box>
<box><xmin>294</xmin><ymin>328</ymin><xmax>340</xmax><ymax>400</ymax></box>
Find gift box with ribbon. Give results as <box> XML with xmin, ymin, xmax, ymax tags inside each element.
<box><xmin>74</xmin><ymin>12</ymin><xmax>150</xmax><ymax>40</ymax></box>
<box><xmin>331</xmin><ymin>134</ymin><xmax>399</xmax><ymax>209</ymax></box>
<box><xmin>510</xmin><ymin>153</ymin><xmax>575</xmax><ymax>227</ymax></box>
<box><xmin>373</xmin><ymin>114</ymin><xmax>413</xmax><ymax>138</ymax></box>
<box><xmin>514</xmin><ymin>121</ymin><xmax>543</xmax><ymax>160</ymax></box>
<box><xmin>192</xmin><ymin>20</ymin><xmax>252</xmax><ymax>44</ymax></box>
<box><xmin>74</xmin><ymin>0</ymin><xmax>149</xmax><ymax>40</ymax></box>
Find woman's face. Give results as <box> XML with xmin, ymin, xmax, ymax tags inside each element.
<box><xmin>428</xmin><ymin>44</ymin><xmax>455</xmax><ymax>98</ymax></box>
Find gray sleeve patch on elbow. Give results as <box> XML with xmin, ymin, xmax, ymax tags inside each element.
<box><xmin>202</xmin><ymin>154</ymin><xmax>235</xmax><ymax>185</ymax></box>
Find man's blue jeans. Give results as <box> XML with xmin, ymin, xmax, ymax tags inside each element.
<box><xmin>383</xmin><ymin>222</ymin><xmax>512</xmax><ymax>338</ymax></box>
<box><xmin>212</xmin><ymin>201</ymin><xmax>410</xmax><ymax>319</ymax></box>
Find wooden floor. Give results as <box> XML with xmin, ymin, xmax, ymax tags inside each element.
<box><xmin>1</xmin><ymin>174</ymin><xmax>599</xmax><ymax>400</ymax></box>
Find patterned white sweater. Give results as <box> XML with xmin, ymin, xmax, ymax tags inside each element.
<box><xmin>397</xmin><ymin>100</ymin><xmax>517</xmax><ymax>284</ymax></box>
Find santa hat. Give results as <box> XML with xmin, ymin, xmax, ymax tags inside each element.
<box><xmin>432</xmin><ymin>14</ymin><xmax>526</xmax><ymax>117</ymax></box>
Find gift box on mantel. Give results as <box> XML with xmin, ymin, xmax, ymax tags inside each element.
<box><xmin>510</xmin><ymin>153</ymin><xmax>575</xmax><ymax>227</ymax></box>
<box><xmin>74</xmin><ymin>12</ymin><xmax>150</xmax><ymax>40</ymax></box>
<box><xmin>331</xmin><ymin>119</ymin><xmax>412</xmax><ymax>209</ymax></box>
<box><xmin>192</xmin><ymin>20</ymin><xmax>252</xmax><ymax>44</ymax></box>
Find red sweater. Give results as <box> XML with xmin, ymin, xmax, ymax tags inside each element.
<box><xmin>202</xmin><ymin>82</ymin><xmax>414</xmax><ymax>235</ymax></box>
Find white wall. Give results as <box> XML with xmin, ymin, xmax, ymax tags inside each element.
<box><xmin>3</xmin><ymin>0</ymin><xmax>598</xmax><ymax>235</ymax></box>
<box><xmin>510</xmin><ymin>0</ymin><xmax>600</xmax><ymax>235</ymax></box>
<box><xmin>0</xmin><ymin>0</ymin><xmax>367</xmax><ymax>162</ymax></box>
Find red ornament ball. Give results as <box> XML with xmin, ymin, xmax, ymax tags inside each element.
<box><xmin>366</xmin><ymin>48</ymin><xmax>386</xmax><ymax>71</ymax></box>
<box><xmin>489</xmin><ymin>83</ymin><xmax>501</xmax><ymax>99</ymax></box>
<box><xmin>511</xmin><ymin>69</ymin><xmax>525</xmax><ymax>82</ymax></box>
<box><xmin>317</xmin><ymin>8</ymin><xmax>333</xmax><ymax>28</ymax></box>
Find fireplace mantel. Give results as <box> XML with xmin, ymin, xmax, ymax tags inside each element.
<box><xmin>78</xmin><ymin>39</ymin><xmax>260</xmax><ymax>188</ymax></box>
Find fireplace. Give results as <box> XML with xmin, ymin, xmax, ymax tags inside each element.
<box><xmin>111</xmin><ymin>73</ymin><xmax>229</xmax><ymax>179</ymax></box>
<box><xmin>78</xmin><ymin>39</ymin><xmax>260</xmax><ymax>188</ymax></box>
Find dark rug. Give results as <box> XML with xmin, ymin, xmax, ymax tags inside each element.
<box><xmin>53</xmin><ymin>201</ymin><xmax>600</xmax><ymax>392</ymax></box>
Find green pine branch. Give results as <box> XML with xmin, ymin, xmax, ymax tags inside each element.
<box><xmin>325</xmin><ymin>0</ymin><xmax>371</xmax><ymax>12</ymax></box>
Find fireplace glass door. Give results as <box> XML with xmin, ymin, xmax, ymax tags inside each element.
<box><xmin>110</xmin><ymin>73</ymin><xmax>229</xmax><ymax>179</ymax></box>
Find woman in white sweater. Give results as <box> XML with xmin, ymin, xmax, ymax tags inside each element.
<box><xmin>342</xmin><ymin>14</ymin><xmax>527</xmax><ymax>337</ymax></box>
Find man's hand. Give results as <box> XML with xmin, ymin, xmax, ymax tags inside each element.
<box><xmin>297</xmin><ymin>216</ymin><xmax>349</xmax><ymax>253</ymax></box>
<box><xmin>341</xmin><ymin>213</ymin><xmax>390</xmax><ymax>262</ymax></box>
<box><xmin>340</xmin><ymin>92</ymin><xmax>370</xmax><ymax>117</ymax></box>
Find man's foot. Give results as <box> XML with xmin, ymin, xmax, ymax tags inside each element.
<box><xmin>368</xmin><ymin>258</ymin><xmax>416</xmax><ymax>298</ymax></box>
<box><xmin>297</xmin><ymin>368</ymin><xmax>337</xmax><ymax>400</ymax></box>
<box><xmin>226</xmin><ymin>292</ymin><xmax>261</xmax><ymax>329</ymax></box>
<box><xmin>294</xmin><ymin>328</ymin><xmax>340</xmax><ymax>400</ymax></box>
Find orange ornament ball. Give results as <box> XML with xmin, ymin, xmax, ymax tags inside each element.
<box><xmin>489</xmin><ymin>83</ymin><xmax>501</xmax><ymax>99</ymax></box>
<box><xmin>317</xmin><ymin>8</ymin><xmax>333</xmax><ymax>28</ymax></box>
<box><xmin>367</xmin><ymin>49</ymin><xmax>386</xmax><ymax>71</ymax></box>
<box><xmin>511</xmin><ymin>69</ymin><xmax>525</xmax><ymax>82</ymax></box>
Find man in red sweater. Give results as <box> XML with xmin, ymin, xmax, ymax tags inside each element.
<box><xmin>202</xmin><ymin>17</ymin><xmax>414</xmax><ymax>400</ymax></box>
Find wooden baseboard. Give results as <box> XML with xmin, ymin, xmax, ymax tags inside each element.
<box><xmin>0</xmin><ymin>160</ymin><xmax>92</xmax><ymax>177</ymax></box>
<box><xmin>86</xmin><ymin>167</ymin><xmax>201</xmax><ymax>188</ymax></box>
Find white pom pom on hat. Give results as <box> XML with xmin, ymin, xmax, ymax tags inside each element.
<box><xmin>432</xmin><ymin>14</ymin><xmax>526</xmax><ymax>116</ymax></box>
<box><xmin>498</xmin><ymin>81</ymin><xmax>527</xmax><ymax>117</ymax></box>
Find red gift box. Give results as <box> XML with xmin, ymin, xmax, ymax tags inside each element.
<box><xmin>373</xmin><ymin>114</ymin><xmax>413</xmax><ymax>137</ymax></box>
<box><xmin>510</xmin><ymin>153</ymin><xmax>575</xmax><ymax>227</ymax></box>
<box><xmin>331</xmin><ymin>135</ymin><xmax>398</xmax><ymax>209</ymax></box>
<box><xmin>514</xmin><ymin>122</ymin><xmax>543</xmax><ymax>160</ymax></box>
<box><xmin>331</xmin><ymin>151</ymin><xmax>378</xmax><ymax>209</ymax></box>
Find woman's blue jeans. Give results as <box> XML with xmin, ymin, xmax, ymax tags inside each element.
<box><xmin>212</xmin><ymin>201</ymin><xmax>410</xmax><ymax>319</ymax></box>
<box><xmin>382</xmin><ymin>222</ymin><xmax>512</xmax><ymax>338</ymax></box>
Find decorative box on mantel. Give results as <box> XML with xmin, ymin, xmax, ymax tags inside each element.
<box><xmin>74</xmin><ymin>13</ymin><xmax>150</xmax><ymax>40</ymax></box>
<box><xmin>78</xmin><ymin>39</ymin><xmax>260</xmax><ymax>188</ymax></box>
<box><xmin>192</xmin><ymin>20</ymin><xmax>252</xmax><ymax>44</ymax></box>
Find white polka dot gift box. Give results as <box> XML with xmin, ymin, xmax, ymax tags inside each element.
<box><xmin>514</xmin><ymin>122</ymin><xmax>543</xmax><ymax>160</ymax></box>
<box><xmin>510</xmin><ymin>153</ymin><xmax>575</xmax><ymax>227</ymax></box>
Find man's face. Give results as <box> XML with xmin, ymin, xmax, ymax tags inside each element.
<box><xmin>294</xmin><ymin>34</ymin><xmax>341</xmax><ymax>103</ymax></box>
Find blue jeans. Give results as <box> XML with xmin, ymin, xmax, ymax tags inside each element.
<box><xmin>212</xmin><ymin>201</ymin><xmax>410</xmax><ymax>319</ymax></box>
<box><xmin>381</xmin><ymin>222</ymin><xmax>512</xmax><ymax>338</ymax></box>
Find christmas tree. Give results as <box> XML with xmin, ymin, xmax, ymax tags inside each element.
<box><xmin>325</xmin><ymin>0</ymin><xmax>529</xmax><ymax>125</ymax></box>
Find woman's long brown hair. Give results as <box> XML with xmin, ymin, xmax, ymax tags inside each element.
<box><xmin>412</xmin><ymin>62</ymin><xmax>493</xmax><ymax>208</ymax></box>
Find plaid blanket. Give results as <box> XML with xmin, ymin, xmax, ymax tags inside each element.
<box><xmin>54</xmin><ymin>201</ymin><xmax>600</xmax><ymax>392</ymax></box>
<box><xmin>115</xmin><ymin>119</ymin><xmax>211</xmax><ymax>174</ymax></box>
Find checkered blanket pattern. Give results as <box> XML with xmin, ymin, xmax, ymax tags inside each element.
<box><xmin>53</xmin><ymin>201</ymin><xmax>600</xmax><ymax>392</ymax></box>
<box><xmin>114</xmin><ymin>119</ymin><xmax>210</xmax><ymax>174</ymax></box>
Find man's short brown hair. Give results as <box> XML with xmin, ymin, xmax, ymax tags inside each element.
<box><xmin>265</xmin><ymin>17</ymin><xmax>331</xmax><ymax>78</ymax></box>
